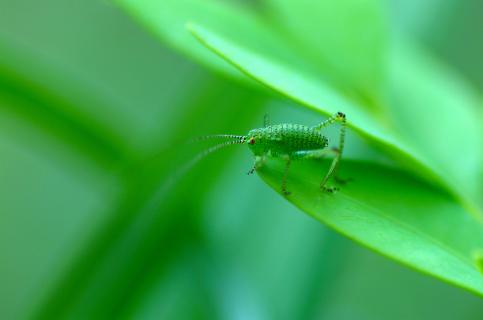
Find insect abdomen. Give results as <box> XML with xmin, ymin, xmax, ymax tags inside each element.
<box><xmin>265</xmin><ymin>124</ymin><xmax>327</xmax><ymax>154</ymax></box>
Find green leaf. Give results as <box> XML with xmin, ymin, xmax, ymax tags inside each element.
<box><xmin>114</xmin><ymin>0</ymin><xmax>262</xmax><ymax>79</ymax></box>
<box><xmin>0</xmin><ymin>3</ymin><xmax>262</xmax><ymax>317</ymax></box>
<box><xmin>0</xmin><ymin>113</ymin><xmax>118</xmax><ymax>320</ymax></box>
<box><xmin>387</xmin><ymin>42</ymin><xmax>482</xmax><ymax>205</ymax></box>
<box><xmin>187</xmin><ymin>23</ymin><xmax>482</xmax><ymax>220</ymax></box>
<box><xmin>265</xmin><ymin>0</ymin><xmax>387</xmax><ymax>108</ymax></box>
<box><xmin>257</xmin><ymin>157</ymin><xmax>483</xmax><ymax>296</ymax></box>
<box><xmin>0</xmin><ymin>41</ymin><xmax>132</xmax><ymax>168</ymax></box>
<box><xmin>32</xmin><ymin>71</ymin><xmax>267</xmax><ymax>320</ymax></box>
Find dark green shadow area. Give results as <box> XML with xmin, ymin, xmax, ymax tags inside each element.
<box><xmin>0</xmin><ymin>63</ymin><xmax>132</xmax><ymax>169</ymax></box>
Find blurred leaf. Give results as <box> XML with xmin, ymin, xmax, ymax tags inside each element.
<box><xmin>188</xmin><ymin>23</ymin><xmax>482</xmax><ymax>219</ymax></box>
<box><xmin>387</xmin><ymin>42</ymin><xmax>482</xmax><ymax>205</ymax></box>
<box><xmin>0</xmin><ymin>41</ymin><xmax>133</xmax><ymax>168</ymax></box>
<box><xmin>125</xmin><ymin>255</ymin><xmax>219</xmax><ymax>320</ymax></box>
<box><xmin>315</xmin><ymin>232</ymin><xmax>483</xmax><ymax>320</ymax></box>
<box><xmin>114</xmin><ymin>0</ymin><xmax>329</xmax><ymax>87</ymax></box>
<box><xmin>0</xmin><ymin>113</ymin><xmax>119</xmax><ymax>320</ymax></box>
<box><xmin>265</xmin><ymin>0</ymin><xmax>387</xmax><ymax>108</ymax></box>
<box><xmin>33</xmin><ymin>71</ymin><xmax>267</xmax><ymax>319</ymax></box>
<box><xmin>114</xmin><ymin>0</ymin><xmax>261</xmax><ymax>79</ymax></box>
<box><xmin>0</xmin><ymin>1</ymin><xmax>261</xmax><ymax>318</ymax></box>
<box><xmin>0</xmin><ymin>0</ymin><xmax>207</xmax><ymax>155</ymax></box>
<box><xmin>257</xmin><ymin>158</ymin><xmax>483</xmax><ymax>296</ymax></box>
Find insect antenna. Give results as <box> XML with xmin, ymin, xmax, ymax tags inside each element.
<box><xmin>190</xmin><ymin>134</ymin><xmax>247</xmax><ymax>143</ymax></box>
<box><xmin>174</xmin><ymin>135</ymin><xmax>247</xmax><ymax>179</ymax></box>
<box><xmin>160</xmin><ymin>135</ymin><xmax>246</xmax><ymax>194</ymax></box>
<box><xmin>187</xmin><ymin>136</ymin><xmax>246</xmax><ymax>167</ymax></box>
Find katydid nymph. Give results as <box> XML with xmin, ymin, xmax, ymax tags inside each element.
<box><xmin>192</xmin><ymin>112</ymin><xmax>347</xmax><ymax>195</ymax></box>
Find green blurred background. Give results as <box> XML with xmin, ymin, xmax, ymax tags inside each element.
<box><xmin>0</xmin><ymin>0</ymin><xmax>482</xmax><ymax>319</ymax></box>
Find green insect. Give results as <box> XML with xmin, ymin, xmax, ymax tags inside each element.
<box><xmin>193</xmin><ymin>112</ymin><xmax>347</xmax><ymax>195</ymax></box>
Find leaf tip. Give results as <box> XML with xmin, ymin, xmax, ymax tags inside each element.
<box><xmin>185</xmin><ymin>22</ymin><xmax>206</xmax><ymax>44</ymax></box>
<box><xmin>185</xmin><ymin>21</ymin><xmax>201</xmax><ymax>36</ymax></box>
<box><xmin>473</xmin><ymin>250</ymin><xmax>483</xmax><ymax>275</ymax></box>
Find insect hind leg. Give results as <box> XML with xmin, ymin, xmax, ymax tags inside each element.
<box><xmin>292</xmin><ymin>148</ymin><xmax>341</xmax><ymax>193</ymax></box>
<box><xmin>312</xmin><ymin>112</ymin><xmax>346</xmax><ymax>162</ymax></box>
<box><xmin>319</xmin><ymin>148</ymin><xmax>341</xmax><ymax>192</ymax></box>
<box><xmin>311</xmin><ymin>112</ymin><xmax>347</xmax><ymax>185</ymax></box>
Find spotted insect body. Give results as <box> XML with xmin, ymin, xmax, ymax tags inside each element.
<box><xmin>193</xmin><ymin>112</ymin><xmax>347</xmax><ymax>195</ymax></box>
<box><xmin>247</xmin><ymin>124</ymin><xmax>329</xmax><ymax>157</ymax></box>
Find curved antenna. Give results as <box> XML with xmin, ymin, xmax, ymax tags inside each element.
<box><xmin>187</xmin><ymin>138</ymin><xmax>246</xmax><ymax>168</ymax></box>
<box><xmin>190</xmin><ymin>134</ymin><xmax>247</xmax><ymax>143</ymax></box>
<box><xmin>167</xmin><ymin>136</ymin><xmax>246</xmax><ymax>185</ymax></box>
<box><xmin>156</xmin><ymin>137</ymin><xmax>247</xmax><ymax>198</ymax></box>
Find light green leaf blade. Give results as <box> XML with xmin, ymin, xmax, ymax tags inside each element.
<box><xmin>266</xmin><ymin>0</ymin><xmax>387</xmax><ymax>108</ymax></box>
<box><xmin>388</xmin><ymin>42</ymin><xmax>482</xmax><ymax>203</ymax></box>
<box><xmin>0</xmin><ymin>40</ymin><xmax>133</xmax><ymax>167</ymax></box>
<box><xmin>187</xmin><ymin>23</ymin><xmax>482</xmax><ymax>220</ymax></box>
<box><xmin>114</xmin><ymin>0</ymin><xmax>262</xmax><ymax>79</ymax></box>
<box><xmin>258</xmin><ymin>158</ymin><xmax>483</xmax><ymax>296</ymax></box>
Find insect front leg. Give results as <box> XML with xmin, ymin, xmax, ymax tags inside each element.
<box><xmin>281</xmin><ymin>155</ymin><xmax>292</xmax><ymax>196</ymax></box>
<box><xmin>247</xmin><ymin>155</ymin><xmax>266</xmax><ymax>175</ymax></box>
<box><xmin>247</xmin><ymin>165</ymin><xmax>256</xmax><ymax>175</ymax></box>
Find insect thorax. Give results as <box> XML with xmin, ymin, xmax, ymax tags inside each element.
<box><xmin>247</xmin><ymin>124</ymin><xmax>328</xmax><ymax>156</ymax></box>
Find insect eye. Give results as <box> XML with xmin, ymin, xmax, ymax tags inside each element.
<box><xmin>249</xmin><ymin>137</ymin><xmax>255</xmax><ymax>145</ymax></box>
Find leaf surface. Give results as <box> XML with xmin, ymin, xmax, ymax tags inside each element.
<box><xmin>115</xmin><ymin>0</ymin><xmax>264</xmax><ymax>79</ymax></box>
<box><xmin>387</xmin><ymin>43</ymin><xmax>482</xmax><ymax>203</ymax></box>
<box><xmin>258</xmin><ymin>158</ymin><xmax>483</xmax><ymax>296</ymax></box>
<box><xmin>265</xmin><ymin>0</ymin><xmax>387</xmax><ymax>108</ymax></box>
